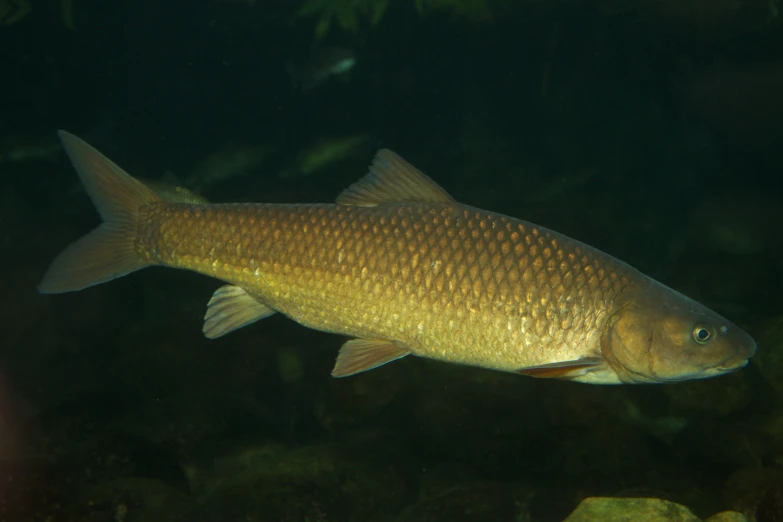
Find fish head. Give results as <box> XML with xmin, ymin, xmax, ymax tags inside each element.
<box><xmin>602</xmin><ymin>279</ymin><xmax>756</xmax><ymax>384</ymax></box>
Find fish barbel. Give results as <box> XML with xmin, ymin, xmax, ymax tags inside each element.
<box><xmin>38</xmin><ymin>131</ymin><xmax>756</xmax><ymax>384</ymax></box>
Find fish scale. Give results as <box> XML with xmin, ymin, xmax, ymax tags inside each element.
<box><xmin>136</xmin><ymin>199</ymin><xmax>639</xmax><ymax>373</ymax></box>
<box><xmin>38</xmin><ymin>131</ymin><xmax>756</xmax><ymax>385</ymax></box>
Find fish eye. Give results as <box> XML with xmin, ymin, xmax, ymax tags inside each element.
<box><xmin>692</xmin><ymin>324</ymin><xmax>714</xmax><ymax>344</ymax></box>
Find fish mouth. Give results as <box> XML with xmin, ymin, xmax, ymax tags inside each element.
<box><xmin>715</xmin><ymin>356</ymin><xmax>750</xmax><ymax>373</ymax></box>
<box><xmin>715</xmin><ymin>340</ymin><xmax>757</xmax><ymax>372</ymax></box>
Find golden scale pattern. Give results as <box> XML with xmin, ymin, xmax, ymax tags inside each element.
<box><xmin>137</xmin><ymin>201</ymin><xmax>642</xmax><ymax>370</ymax></box>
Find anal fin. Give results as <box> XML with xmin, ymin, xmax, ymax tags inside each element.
<box><xmin>516</xmin><ymin>357</ymin><xmax>605</xmax><ymax>379</ymax></box>
<box><xmin>203</xmin><ymin>285</ymin><xmax>276</xmax><ymax>339</ymax></box>
<box><xmin>331</xmin><ymin>339</ymin><xmax>411</xmax><ymax>378</ymax></box>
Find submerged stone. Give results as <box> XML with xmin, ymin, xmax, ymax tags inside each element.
<box><xmin>753</xmin><ymin>317</ymin><xmax>783</xmax><ymax>398</ymax></box>
<box><xmin>723</xmin><ymin>467</ymin><xmax>783</xmax><ymax>517</ymax></box>
<box><xmin>199</xmin><ymin>437</ymin><xmax>411</xmax><ymax>522</ymax></box>
<box><xmin>704</xmin><ymin>511</ymin><xmax>749</xmax><ymax>522</ymax></box>
<box><xmin>394</xmin><ymin>481</ymin><xmax>532</xmax><ymax>522</ymax></box>
<box><xmin>73</xmin><ymin>478</ymin><xmax>196</xmax><ymax>522</ymax></box>
<box><xmin>563</xmin><ymin>497</ymin><xmax>701</xmax><ymax>522</ymax></box>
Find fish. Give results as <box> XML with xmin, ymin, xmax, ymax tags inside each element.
<box><xmin>184</xmin><ymin>142</ymin><xmax>274</xmax><ymax>192</ymax></box>
<box><xmin>139</xmin><ymin>172</ymin><xmax>210</xmax><ymax>205</ymax></box>
<box><xmin>0</xmin><ymin>0</ymin><xmax>74</xmax><ymax>28</ymax></box>
<box><xmin>38</xmin><ymin>131</ymin><xmax>756</xmax><ymax>385</ymax></box>
<box><xmin>0</xmin><ymin>0</ymin><xmax>30</xmax><ymax>26</ymax></box>
<box><xmin>0</xmin><ymin>141</ymin><xmax>62</xmax><ymax>164</ymax></box>
<box><xmin>278</xmin><ymin>134</ymin><xmax>370</xmax><ymax>178</ymax></box>
<box><xmin>286</xmin><ymin>46</ymin><xmax>356</xmax><ymax>92</ymax></box>
<box><xmin>0</xmin><ymin>121</ymin><xmax>115</xmax><ymax>165</ymax></box>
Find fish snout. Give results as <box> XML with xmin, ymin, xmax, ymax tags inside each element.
<box><xmin>716</xmin><ymin>338</ymin><xmax>757</xmax><ymax>372</ymax></box>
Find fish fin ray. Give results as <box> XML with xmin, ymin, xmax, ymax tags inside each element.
<box><xmin>203</xmin><ymin>285</ymin><xmax>276</xmax><ymax>339</ymax></box>
<box><xmin>336</xmin><ymin>149</ymin><xmax>454</xmax><ymax>207</ymax></box>
<box><xmin>38</xmin><ymin>131</ymin><xmax>161</xmax><ymax>293</ymax></box>
<box><xmin>516</xmin><ymin>357</ymin><xmax>605</xmax><ymax>379</ymax></box>
<box><xmin>331</xmin><ymin>338</ymin><xmax>411</xmax><ymax>377</ymax></box>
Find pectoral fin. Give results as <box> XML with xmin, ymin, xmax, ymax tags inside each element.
<box><xmin>516</xmin><ymin>357</ymin><xmax>605</xmax><ymax>379</ymax></box>
<box><xmin>331</xmin><ymin>339</ymin><xmax>411</xmax><ymax>378</ymax></box>
<box><xmin>203</xmin><ymin>285</ymin><xmax>276</xmax><ymax>339</ymax></box>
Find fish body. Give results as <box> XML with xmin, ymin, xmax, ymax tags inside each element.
<box><xmin>0</xmin><ymin>121</ymin><xmax>114</xmax><ymax>164</ymax></box>
<box><xmin>0</xmin><ymin>0</ymin><xmax>31</xmax><ymax>26</ymax></box>
<box><xmin>140</xmin><ymin>173</ymin><xmax>210</xmax><ymax>204</ymax></box>
<box><xmin>279</xmin><ymin>134</ymin><xmax>370</xmax><ymax>178</ymax></box>
<box><xmin>142</xmin><ymin>201</ymin><xmax>633</xmax><ymax>379</ymax></box>
<box><xmin>186</xmin><ymin>143</ymin><xmax>273</xmax><ymax>191</ymax></box>
<box><xmin>39</xmin><ymin>132</ymin><xmax>756</xmax><ymax>384</ymax></box>
<box><xmin>0</xmin><ymin>142</ymin><xmax>62</xmax><ymax>164</ymax></box>
<box><xmin>286</xmin><ymin>46</ymin><xmax>356</xmax><ymax>92</ymax></box>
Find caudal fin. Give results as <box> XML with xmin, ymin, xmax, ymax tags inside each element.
<box><xmin>38</xmin><ymin>130</ymin><xmax>162</xmax><ymax>294</ymax></box>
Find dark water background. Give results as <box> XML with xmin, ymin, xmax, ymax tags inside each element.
<box><xmin>1</xmin><ymin>1</ymin><xmax>783</xmax><ymax>520</ymax></box>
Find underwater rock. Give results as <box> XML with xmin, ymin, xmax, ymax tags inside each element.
<box><xmin>672</xmin><ymin>419</ymin><xmax>764</xmax><ymax>470</ymax></box>
<box><xmin>563</xmin><ymin>497</ymin><xmax>701</xmax><ymax>521</ymax></box>
<box><xmin>756</xmin><ymin>414</ymin><xmax>783</xmax><ymax>473</ymax></box>
<box><xmin>704</xmin><ymin>512</ymin><xmax>749</xmax><ymax>522</ymax></box>
<box><xmin>403</xmin><ymin>364</ymin><xmax>544</xmax><ymax>475</ymax></box>
<box><xmin>110</xmin><ymin>392</ymin><xmax>247</xmax><ymax>453</ymax></box>
<box><xmin>723</xmin><ymin>467</ymin><xmax>783</xmax><ymax>519</ymax></box>
<box><xmin>103</xmin><ymin>318</ymin><xmax>283</xmax><ymax>458</ymax></box>
<box><xmin>394</xmin><ymin>481</ymin><xmax>533</xmax><ymax>522</ymax></box>
<box><xmin>757</xmin><ymin>486</ymin><xmax>783</xmax><ymax>522</ymax></box>
<box><xmin>0</xmin><ymin>457</ymin><xmax>63</xmax><ymax>522</ymax></box>
<box><xmin>71</xmin><ymin>477</ymin><xmax>197</xmax><ymax>522</ymax></box>
<box><xmin>614</xmin><ymin>388</ymin><xmax>689</xmax><ymax>443</ymax></box>
<box><xmin>540</xmin><ymin>381</ymin><xmax>612</xmax><ymax>427</ymax></box>
<box><xmin>663</xmin><ymin>372</ymin><xmax>753</xmax><ymax>417</ymax></box>
<box><xmin>199</xmin><ymin>438</ymin><xmax>411</xmax><ymax>522</ymax></box>
<box><xmin>554</xmin><ymin>420</ymin><xmax>654</xmax><ymax>480</ymax></box>
<box><xmin>314</xmin><ymin>360</ymin><xmax>403</xmax><ymax>432</ymax></box>
<box><xmin>753</xmin><ymin>317</ymin><xmax>783</xmax><ymax>397</ymax></box>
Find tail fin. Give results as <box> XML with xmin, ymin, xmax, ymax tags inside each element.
<box><xmin>38</xmin><ymin>131</ymin><xmax>162</xmax><ymax>294</ymax></box>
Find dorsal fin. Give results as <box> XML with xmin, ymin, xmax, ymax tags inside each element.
<box><xmin>336</xmin><ymin>149</ymin><xmax>455</xmax><ymax>207</ymax></box>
